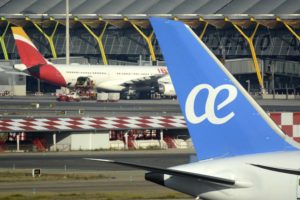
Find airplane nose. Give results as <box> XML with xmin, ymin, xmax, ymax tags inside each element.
<box><xmin>145</xmin><ymin>172</ymin><xmax>165</xmax><ymax>186</ymax></box>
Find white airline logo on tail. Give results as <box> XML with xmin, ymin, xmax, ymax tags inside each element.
<box><xmin>185</xmin><ymin>84</ymin><xmax>238</xmax><ymax>125</ymax></box>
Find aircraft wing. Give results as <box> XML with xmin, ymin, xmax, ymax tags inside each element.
<box><xmin>0</xmin><ymin>64</ymin><xmax>12</xmax><ymax>68</ymax></box>
<box><xmin>85</xmin><ymin>158</ymin><xmax>235</xmax><ymax>185</ymax></box>
<box><xmin>122</xmin><ymin>74</ymin><xmax>165</xmax><ymax>86</ymax></box>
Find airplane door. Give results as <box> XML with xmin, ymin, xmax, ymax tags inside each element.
<box><xmin>298</xmin><ymin>177</ymin><xmax>300</xmax><ymax>200</ymax></box>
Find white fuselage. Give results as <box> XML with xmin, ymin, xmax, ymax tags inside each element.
<box><xmin>54</xmin><ymin>64</ymin><xmax>168</xmax><ymax>91</ymax></box>
<box><xmin>164</xmin><ymin>151</ymin><xmax>300</xmax><ymax>200</ymax></box>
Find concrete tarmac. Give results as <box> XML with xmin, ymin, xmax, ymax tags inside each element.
<box><xmin>0</xmin><ymin>96</ymin><xmax>300</xmax><ymax>118</ymax></box>
<box><xmin>0</xmin><ymin>150</ymin><xmax>195</xmax><ymax>171</ymax></box>
<box><xmin>0</xmin><ymin>97</ymin><xmax>181</xmax><ymax>118</ymax></box>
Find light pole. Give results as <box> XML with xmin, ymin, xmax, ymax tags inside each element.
<box><xmin>65</xmin><ymin>0</ymin><xmax>70</xmax><ymax>65</ymax></box>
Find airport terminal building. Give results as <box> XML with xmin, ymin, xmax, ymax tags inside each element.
<box><xmin>0</xmin><ymin>0</ymin><xmax>299</xmax><ymax>94</ymax></box>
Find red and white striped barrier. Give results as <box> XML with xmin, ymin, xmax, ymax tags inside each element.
<box><xmin>1</xmin><ymin>113</ymin><xmax>300</xmax><ymax>144</ymax></box>
<box><xmin>0</xmin><ymin>116</ymin><xmax>186</xmax><ymax>132</ymax></box>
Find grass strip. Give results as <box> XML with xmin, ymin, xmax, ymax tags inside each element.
<box><xmin>0</xmin><ymin>171</ymin><xmax>111</xmax><ymax>182</ymax></box>
<box><xmin>0</xmin><ymin>192</ymin><xmax>190</xmax><ymax>200</ymax></box>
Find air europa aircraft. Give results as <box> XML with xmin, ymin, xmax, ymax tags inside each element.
<box><xmin>11</xmin><ymin>27</ymin><xmax>174</xmax><ymax>96</ymax></box>
<box><xmin>86</xmin><ymin>18</ymin><xmax>300</xmax><ymax>200</ymax></box>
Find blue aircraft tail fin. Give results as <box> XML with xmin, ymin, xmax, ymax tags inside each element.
<box><xmin>150</xmin><ymin>18</ymin><xmax>296</xmax><ymax>160</ymax></box>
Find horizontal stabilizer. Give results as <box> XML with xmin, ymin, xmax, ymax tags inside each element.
<box><xmin>4</xmin><ymin>71</ymin><xmax>29</xmax><ymax>76</ymax></box>
<box><xmin>84</xmin><ymin>158</ymin><xmax>235</xmax><ymax>185</ymax></box>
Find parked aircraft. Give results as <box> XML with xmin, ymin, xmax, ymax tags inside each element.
<box><xmin>86</xmin><ymin>18</ymin><xmax>300</xmax><ymax>200</ymax></box>
<box><xmin>11</xmin><ymin>27</ymin><xmax>175</xmax><ymax>97</ymax></box>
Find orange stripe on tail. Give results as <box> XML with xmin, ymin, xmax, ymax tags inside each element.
<box><xmin>11</xmin><ymin>27</ymin><xmax>47</xmax><ymax>68</ymax></box>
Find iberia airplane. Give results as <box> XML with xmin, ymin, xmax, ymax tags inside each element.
<box><xmin>11</xmin><ymin>27</ymin><xmax>175</xmax><ymax>96</ymax></box>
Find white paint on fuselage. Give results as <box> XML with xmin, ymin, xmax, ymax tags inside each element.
<box><xmin>54</xmin><ymin>64</ymin><xmax>168</xmax><ymax>91</ymax></box>
<box><xmin>165</xmin><ymin>151</ymin><xmax>300</xmax><ymax>200</ymax></box>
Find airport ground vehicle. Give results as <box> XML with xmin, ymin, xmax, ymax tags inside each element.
<box><xmin>56</xmin><ymin>77</ymin><xmax>96</xmax><ymax>101</ymax></box>
<box><xmin>57</xmin><ymin>92</ymin><xmax>80</xmax><ymax>102</ymax></box>
<box><xmin>87</xmin><ymin>18</ymin><xmax>300</xmax><ymax>200</ymax></box>
<box><xmin>55</xmin><ymin>77</ymin><xmax>122</xmax><ymax>102</ymax></box>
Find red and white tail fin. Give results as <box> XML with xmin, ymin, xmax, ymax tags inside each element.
<box><xmin>11</xmin><ymin>27</ymin><xmax>48</xmax><ymax>68</ymax></box>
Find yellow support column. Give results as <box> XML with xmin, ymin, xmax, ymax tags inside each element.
<box><xmin>75</xmin><ymin>18</ymin><xmax>108</xmax><ymax>65</ymax></box>
<box><xmin>276</xmin><ymin>17</ymin><xmax>300</xmax><ymax>41</ymax></box>
<box><xmin>199</xmin><ymin>18</ymin><xmax>208</xmax><ymax>40</ymax></box>
<box><xmin>26</xmin><ymin>17</ymin><xmax>59</xmax><ymax>58</ymax></box>
<box><xmin>125</xmin><ymin>18</ymin><xmax>156</xmax><ymax>62</ymax></box>
<box><xmin>226</xmin><ymin>18</ymin><xmax>264</xmax><ymax>91</ymax></box>
<box><xmin>174</xmin><ymin>17</ymin><xmax>208</xmax><ymax>40</ymax></box>
<box><xmin>0</xmin><ymin>19</ymin><xmax>10</xmax><ymax>60</ymax></box>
